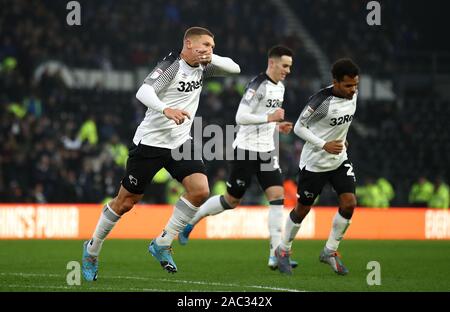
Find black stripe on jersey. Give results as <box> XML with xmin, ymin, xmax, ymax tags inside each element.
<box><xmin>144</xmin><ymin>52</ymin><xmax>180</xmax><ymax>93</ymax></box>
<box><xmin>239</xmin><ymin>73</ymin><xmax>267</xmax><ymax>106</ymax></box>
<box><xmin>306</xmin><ymin>86</ymin><xmax>333</xmax><ymax>110</ymax></box>
<box><xmin>203</xmin><ymin>63</ymin><xmax>230</xmax><ymax>78</ymax></box>
<box><xmin>245</xmin><ymin>73</ymin><xmax>267</xmax><ymax>93</ymax></box>
<box><xmin>203</xmin><ymin>59</ymin><xmax>238</xmax><ymax>79</ymax></box>
<box><xmin>307</xmin><ymin>96</ymin><xmax>331</xmax><ymax>125</ymax></box>
<box><xmin>299</xmin><ymin>86</ymin><xmax>333</xmax><ymax>126</ymax></box>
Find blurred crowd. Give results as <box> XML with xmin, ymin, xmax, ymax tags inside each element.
<box><xmin>0</xmin><ymin>0</ymin><xmax>448</xmax><ymax>208</ymax></box>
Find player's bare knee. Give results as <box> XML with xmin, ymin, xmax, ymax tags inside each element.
<box><xmin>228</xmin><ymin>198</ymin><xmax>240</xmax><ymax>208</ymax></box>
<box><xmin>340</xmin><ymin>197</ymin><xmax>356</xmax><ymax>211</ymax></box>
<box><xmin>340</xmin><ymin>202</ymin><xmax>355</xmax><ymax>213</ymax></box>
<box><xmin>198</xmin><ymin>188</ymin><xmax>210</xmax><ymax>201</ymax></box>
<box><xmin>187</xmin><ymin>187</ymin><xmax>210</xmax><ymax>206</ymax></box>
<box><xmin>224</xmin><ymin>193</ymin><xmax>240</xmax><ymax>208</ymax></box>
<box><xmin>339</xmin><ymin>200</ymin><xmax>356</xmax><ymax>219</ymax></box>
<box><xmin>290</xmin><ymin>203</ymin><xmax>308</xmax><ymax>223</ymax></box>
<box><xmin>122</xmin><ymin>198</ymin><xmax>136</xmax><ymax>213</ymax></box>
<box><xmin>264</xmin><ymin>185</ymin><xmax>284</xmax><ymax>202</ymax></box>
<box><xmin>343</xmin><ymin>200</ymin><xmax>356</xmax><ymax>211</ymax></box>
<box><xmin>116</xmin><ymin>195</ymin><xmax>139</xmax><ymax>215</ymax></box>
<box><xmin>267</xmin><ymin>194</ymin><xmax>284</xmax><ymax>202</ymax></box>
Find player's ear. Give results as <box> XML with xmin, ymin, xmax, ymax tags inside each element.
<box><xmin>184</xmin><ymin>38</ymin><xmax>192</xmax><ymax>49</ymax></box>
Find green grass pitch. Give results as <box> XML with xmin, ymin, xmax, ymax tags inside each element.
<box><xmin>1</xmin><ymin>240</ymin><xmax>449</xmax><ymax>292</ymax></box>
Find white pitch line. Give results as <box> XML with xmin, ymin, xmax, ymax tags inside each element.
<box><xmin>2</xmin><ymin>284</ymin><xmax>165</xmax><ymax>292</ymax></box>
<box><xmin>0</xmin><ymin>272</ymin><xmax>61</xmax><ymax>277</ymax></box>
<box><xmin>0</xmin><ymin>272</ymin><xmax>305</xmax><ymax>292</ymax></box>
<box><xmin>3</xmin><ymin>284</ymin><xmax>73</xmax><ymax>290</ymax></box>
<box><xmin>144</xmin><ymin>277</ymin><xmax>304</xmax><ymax>292</ymax></box>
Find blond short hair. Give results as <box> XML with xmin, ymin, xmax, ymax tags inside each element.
<box><xmin>184</xmin><ymin>27</ymin><xmax>214</xmax><ymax>40</ymax></box>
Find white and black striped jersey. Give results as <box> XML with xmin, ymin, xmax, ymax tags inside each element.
<box><xmin>296</xmin><ymin>86</ymin><xmax>357</xmax><ymax>172</ymax></box>
<box><xmin>233</xmin><ymin>73</ymin><xmax>285</xmax><ymax>152</ymax></box>
<box><xmin>133</xmin><ymin>52</ymin><xmax>238</xmax><ymax>149</ymax></box>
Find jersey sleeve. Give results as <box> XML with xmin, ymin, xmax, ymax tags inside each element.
<box><xmin>240</xmin><ymin>83</ymin><xmax>265</xmax><ymax>109</ymax></box>
<box><xmin>234</xmin><ymin>78</ymin><xmax>267</xmax><ymax>125</ymax></box>
<box><xmin>298</xmin><ymin>92</ymin><xmax>331</xmax><ymax>127</ymax></box>
<box><xmin>239</xmin><ymin>74</ymin><xmax>266</xmax><ymax>108</ymax></box>
<box><xmin>143</xmin><ymin>52</ymin><xmax>179</xmax><ymax>93</ymax></box>
<box><xmin>203</xmin><ymin>54</ymin><xmax>241</xmax><ymax>78</ymax></box>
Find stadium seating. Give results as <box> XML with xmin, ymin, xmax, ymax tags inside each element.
<box><xmin>0</xmin><ymin>0</ymin><xmax>447</xmax><ymax>206</ymax></box>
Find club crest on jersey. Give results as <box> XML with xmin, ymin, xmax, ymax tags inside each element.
<box><xmin>244</xmin><ymin>89</ymin><xmax>256</xmax><ymax>101</ymax></box>
<box><xmin>236</xmin><ymin>179</ymin><xmax>246</xmax><ymax>187</ymax></box>
<box><xmin>304</xmin><ymin>190</ymin><xmax>314</xmax><ymax>198</ymax></box>
<box><xmin>302</xmin><ymin>106</ymin><xmax>314</xmax><ymax>118</ymax></box>
<box><xmin>150</xmin><ymin>68</ymin><xmax>163</xmax><ymax>79</ymax></box>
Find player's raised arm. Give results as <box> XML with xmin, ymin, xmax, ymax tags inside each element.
<box><xmin>203</xmin><ymin>54</ymin><xmax>241</xmax><ymax>78</ymax></box>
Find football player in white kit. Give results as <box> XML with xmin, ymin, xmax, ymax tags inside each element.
<box><xmin>81</xmin><ymin>27</ymin><xmax>240</xmax><ymax>280</ymax></box>
<box><xmin>178</xmin><ymin>46</ymin><xmax>298</xmax><ymax>270</ymax></box>
<box><xmin>276</xmin><ymin>59</ymin><xmax>360</xmax><ymax>276</ymax></box>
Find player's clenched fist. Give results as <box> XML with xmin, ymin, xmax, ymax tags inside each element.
<box><xmin>268</xmin><ymin>108</ymin><xmax>285</xmax><ymax>122</ymax></box>
<box><xmin>163</xmin><ymin>108</ymin><xmax>191</xmax><ymax>125</ymax></box>
<box><xmin>278</xmin><ymin>121</ymin><xmax>293</xmax><ymax>134</ymax></box>
<box><xmin>323</xmin><ymin>140</ymin><xmax>344</xmax><ymax>154</ymax></box>
<box><xmin>196</xmin><ymin>52</ymin><xmax>212</xmax><ymax>65</ymax></box>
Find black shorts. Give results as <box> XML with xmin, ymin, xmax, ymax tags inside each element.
<box><xmin>297</xmin><ymin>159</ymin><xmax>356</xmax><ymax>205</ymax></box>
<box><xmin>121</xmin><ymin>141</ymin><xmax>206</xmax><ymax>194</ymax></box>
<box><xmin>226</xmin><ymin>148</ymin><xmax>283</xmax><ymax>199</ymax></box>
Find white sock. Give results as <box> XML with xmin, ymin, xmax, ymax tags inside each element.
<box><xmin>189</xmin><ymin>195</ymin><xmax>230</xmax><ymax>226</ymax></box>
<box><xmin>280</xmin><ymin>212</ymin><xmax>301</xmax><ymax>252</ymax></box>
<box><xmin>325</xmin><ymin>211</ymin><xmax>351</xmax><ymax>252</ymax></box>
<box><xmin>87</xmin><ymin>203</ymin><xmax>120</xmax><ymax>256</ymax></box>
<box><xmin>156</xmin><ymin>197</ymin><xmax>198</xmax><ymax>246</ymax></box>
<box><xmin>268</xmin><ymin>202</ymin><xmax>283</xmax><ymax>257</ymax></box>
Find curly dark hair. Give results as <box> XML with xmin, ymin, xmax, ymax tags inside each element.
<box><xmin>332</xmin><ymin>58</ymin><xmax>360</xmax><ymax>81</ymax></box>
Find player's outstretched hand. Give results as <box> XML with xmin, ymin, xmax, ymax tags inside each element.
<box><xmin>163</xmin><ymin>108</ymin><xmax>191</xmax><ymax>125</ymax></box>
<box><xmin>323</xmin><ymin>140</ymin><xmax>344</xmax><ymax>154</ymax></box>
<box><xmin>268</xmin><ymin>108</ymin><xmax>285</xmax><ymax>122</ymax></box>
<box><xmin>278</xmin><ymin>121</ymin><xmax>293</xmax><ymax>134</ymax></box>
